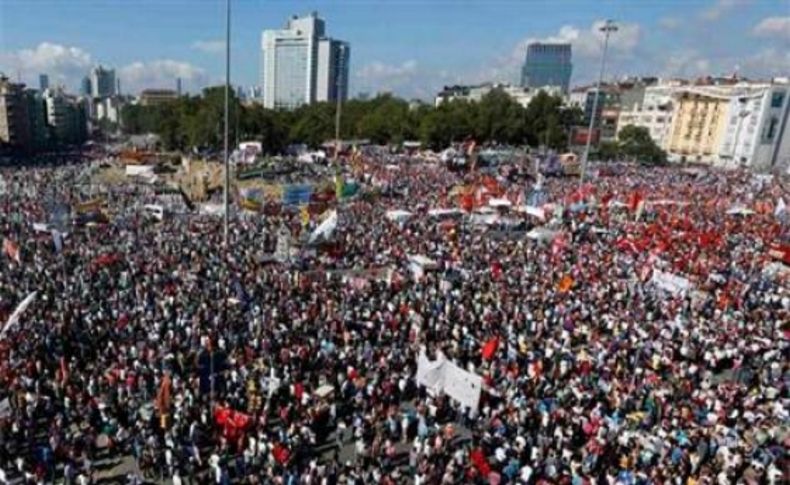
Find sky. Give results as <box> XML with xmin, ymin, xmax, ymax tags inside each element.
<box><xmin>1</xmin><ymin>0</ymin><xmax>788</xmax><ymax>99</ymax></box>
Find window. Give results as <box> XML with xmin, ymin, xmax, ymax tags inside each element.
<box><xmin>764</xmin><ymin>116</ymin><xmax>779</xmax><ymax>142</ymax></box>
<box><xmin>771</xmin><ymin>92</ymin><xmax>785</xmax><ymax>108</ymax></box>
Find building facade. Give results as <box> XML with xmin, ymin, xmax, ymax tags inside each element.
<box><xmin>261</xmin><ymin>12</ymin><xmax>349</xmax><ymax>110</ymax></box>
<box><xmin>434</xmin><ymin>83</ymin><xmax>564</xmax><ymax>108</ymax></box>
<box><xmin>316</xmin><ymin>39</ymin><xmax>350</xmax><ymax>103</ymax></box>
<box><xmin>0</xmin><ymin>76</ymin><xmax>32</xmax><ymax>151</ymax></box>
<box><xmin>521</xmin><ymin>43</ymin><xmax>572</xmax><ymax>94</ymax></box>
<box><xmin>39</xmin><ymin>74</ymin><xmax>49</xmax><ymax>92</ymax></box>
<box><xmin>139</xmin><ymin>89</ymin><xmax>178</xmax><ymax>106</ymax></box>
<box><xmin>717</xmin><ymin>83</ymin><xmax>790</xmax><ymax>171</ymax></box>
<box><xmin>43</xmin><ymin>88</ymin><xmax>88</xmax><ymax>146</ymax></box>
<box><xmin>617</xmin><ymin>84</ymin><xmax>678</xmax><ymax>149</ymax></box>
<box><xmin>90</xmin><ymin>65</ymin><xmax>116</xmax><ymax>98</ymax></box>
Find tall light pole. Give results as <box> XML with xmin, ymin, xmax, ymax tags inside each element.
<box><xmin>334</xmin><ymin>43</ymin><xmax>347</xmax><ymax>162</ymax></box>
<box><xmin>223</xmin><ymin>0</ymin><xmax>231</xmax><ymax>246</ymax></box>
<box><xmin>579</xmin><ymin>19</ymin><xmax>617</xmax><ymax>187</ymax></box>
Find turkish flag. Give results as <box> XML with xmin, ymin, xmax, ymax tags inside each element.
<box><xmin>481</xmin><ymin>338</ymin><xmax>499</xmax><ymax>360</ymax></box>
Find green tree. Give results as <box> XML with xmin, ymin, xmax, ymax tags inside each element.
<box><xmin>618</xmin><ymin>125</ymin><xmax>667</xmax><ymax>164</ymax></box>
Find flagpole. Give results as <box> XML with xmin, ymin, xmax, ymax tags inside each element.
<box><xmin>223</xmin><ymin>0</ymin><xmax>231</xmax><ymax>246</ymax></box>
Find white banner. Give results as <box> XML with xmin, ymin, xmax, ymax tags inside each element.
<box><xmin>1</xmin><ymin>291</ymin><xmax>37</xmax><ymax>339</ymax></box>
<box><xmin>308</xmin><ymin>210</ymin><xmax>338</xmax><ymax>244</ymax></box>
<box><xmin>416</xmin><ymin>352</ymin><xmax>482</xmax><ymax>409</ymax></box>
<box><xmin>651</xmin><ymin>270</ymin><xmax>692</xmax><ymax>296</ymax></box>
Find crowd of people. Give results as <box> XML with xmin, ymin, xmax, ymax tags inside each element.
<box><xmin>0</xmin><ymin>154</ymin><xmax>787</xmax><ymax>484</ymax></box>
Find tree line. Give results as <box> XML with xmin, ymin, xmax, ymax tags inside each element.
<box><xmin>121</xmin><ymin>86</ymin><xmax>584</xmax><ymax>153</ymax></box>
<box><xmin>121</xmin><ymin>86</ymin><xmax>665</xmax><ymax>163</ymax></box>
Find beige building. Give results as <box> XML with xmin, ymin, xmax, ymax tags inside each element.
<box><xmin>666</xmin><ymin>88</ymin><xmax>730</xmax><ymax>163</ymax></box>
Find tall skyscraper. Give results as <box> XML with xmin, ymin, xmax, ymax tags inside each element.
<box><xmin>39</xmin><ymin>74</ymin><xmax>49</xmax><ymax>91</ymax></box>
<box><xmin>261</xmin><ymin>12</ymin><xmax>349</xmax><ymax>110</ymax></box>
<box><xmin>90</xmin><ymin>65</ymin><xmax>116</xmax><ymax>98</ymax></box>
<box><xmin>521</xmin><ymin>43</ymin><xmax>572</xmax><ymax>94</ymax></box>
<box><xmin>80</xmin><ymin>76</ymin><xmax>92</xmax><ymax>97</ymax></box>
<box><xmin>316</xmin><ymin>39</ymin><xmax>350</xmax><ymax>103</ymax></box>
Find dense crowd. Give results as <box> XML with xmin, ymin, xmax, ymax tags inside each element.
<box><xmin>0</xmin><ymin>156</ymin><xmax>787</xmax><ymax>485</ymax></box>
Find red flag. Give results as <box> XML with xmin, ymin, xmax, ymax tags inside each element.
<box><xmin>155</xmin><ymin>374</ymin><xmax>172</xmax><ymax>417</ymax></box>
<box><xmin>60</xmin><ymin>357</ymin><xmax>69</xmax><ymax>383</ymax></box>
<box><xmin>3</xmin><ymin>238</ymin><xmax>20</xmax><ymax>263</ymax></box>
<box><xmin>627</xmin><ymin>191</ymin><xmax>643</xmax><ymax>212</ymax></box>
<box><xmin>470</xmin><ymin>448</ymin><xmax>492</xmax><ymax>476</ymax></box>
<box><xmin>272</xmin><ymin>443</ymin><xmax>290</xmax><ymax>465</ymax></box>
<box><xmin>481</xmin><ymin>338</ymin><xmax>499</xmax><ymax>360</ymax></box>
<box><xmin>459</xmin><ymin>194</ymin><xmax>475</xmax><ymax>212</ymax></box>
<box><xmin>490</xmin><ymin>261</ymin><xmax>503</xmax><ymax>280</ymax></box>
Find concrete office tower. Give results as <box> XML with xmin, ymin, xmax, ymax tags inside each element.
<box><xmin>261</xmin><ymin>12</ymin><xmax>349</xmax><ymax>109</ymax></box>
<box><xmin>39</xmin><ymin>74</ymin><xmax>49</xmax><ymax>91</ymax></box>
<box><xmin>316</xmin><ymin>39</ymin><xmax>350</xmax><ymax>103</ymax></box>
<box><xmin>521</xmin><ymin>43</ymin><xmax>572</xmax><ymax>94</ymax></box>
<box><xmin>90</xmin><ymin>65</ymin><xmax>116</xmax><ymax>98</ymax></box>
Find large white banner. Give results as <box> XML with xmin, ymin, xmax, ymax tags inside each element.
<box><xmin>1</xmin><ymin>291</ymin><xmax>37</xmax><ymax>339</ymax></box>
<box><xmin>651</xmin><ymin>270</ymin><xmax>692</xmax><ymax>296</ymax></box>
<box><xmin>308</xmin><ymin>210</ymin><xmax>338</xmax><ymax>244</ymax></box>
<box><xmin>416</xmin><ymin>352</ymin><xmax>482</xmax><ymax>409</ymax></box>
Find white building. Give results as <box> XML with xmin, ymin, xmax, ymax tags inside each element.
<box><xmin>261</xmin><ymin>12</ymin><xmax>349</xmax><ymax>110</ymax></box>
<box><xmin>617</xmin><ymin>84</ymin><xmax>677</xmax><ymax>149</ymax></box>
<box><xmin>90</xmin><ymin>65</ymin><xmax>116</xmax><ymax>98</ymax></box>
<box><xmin>718</xmin><ymin>82</ymin><xmax>790</xmax><ymax>171</ymax></box>
<box><xmin>434</xmin><ymin>83</ymin><xmax>563</xmax><ymax>108</ymax></box>
<box><xmin>96</xmin><ymin>96</ymin><xmax>123</xmax><ymax>124</ymax></box>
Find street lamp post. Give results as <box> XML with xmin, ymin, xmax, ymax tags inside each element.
<box><xmin>334</xmin><ymin>44</ymin><xmax>346</xmax><ymax>162</ymax></box>
<box><xmin>223</xmin><ymin>0</ymin><xmax>231</xmax><ymax>246</ymax></box>
<box><xmin>579</xmin><ymin>19</ymin><xmax>617</xmax><ymax>187</ymax></box>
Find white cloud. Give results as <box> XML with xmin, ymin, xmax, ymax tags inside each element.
<box><xmin>467</xmin><ymin>20</ymin><xmax>642</xmax><ymax>87</ymax></box>
<box><xmin>0</xmin><ymin>42</ymin><xmax>92</xmax><ymax>89</ymax></box>
<box><xmin>740</xmin><ymin>48</ymin><xmax>790</xmax><ymax>78</ymax></box>
<box><xmin>658</xmin><ymin>17</ymin><xmax>682</xmax><ymax>30</ymax></box>
<box><xmin>753</xmin><ymin>16</ymin><xmax>790</xmax><ymax>38</ymax></box>
<box><xmin>119</xmin><ymin>60</ymin><xmax>208</xmax><ymax>94</ymax></box>
<box><xmin>701</xmin><ymin>0</ymin><xmax>747</xmax><ymax>21</ymax></box>
<box><xmin>192</xmin><ymin>40</ymin><xmax>225</xmax><ymax>54</ymax></box>
<box><xmin>660</xmin><ymin>50</ymin><xmax>713</xmax><ymax>78</ymax></box>
<box><xmin>356</xmin><ymin>60</ymin><xmax>418</xmax><ymax>80</ymax></box>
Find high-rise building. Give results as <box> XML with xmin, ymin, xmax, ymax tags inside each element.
<box><xmin>43</xmin><ymin>88</ymin><xmax>88</xmax><ymax>145</ymax></box>
<box><xmin>261</xmin><ymin>12</ymin><xmax>349</xmax><ymax>110</ymax></box>
<box><xmin>81</xmin><ymin>76</ymin><xmax>92</xmax><ymax>97</ymax></box>
<box><xmin>39</xmin><ymin>74</ymin><xmax>49</xmax><ymax>91</ymax></box>
<box><xmin>316</xmin><ymin>39</ymin><xmax>350</xmax><ymax>103</ymax></box>
<box><xmin>0</xmin><ymin>76</ymin><xmax>32</xmax><ymax>151</ymax></box>
<box><xmin>521</xmin><ymin>43</ymin><xmax>572</xmax><ymax>94</ymax></box>
<box><xmin>90</xmin><ymin>65</ymin><xmax>116</xmax><ymax>98</ymax></box>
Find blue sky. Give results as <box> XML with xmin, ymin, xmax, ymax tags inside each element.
<box><xmin>1</xmin><ymin>0</ymin><xmax>788</xmax><ymax>99</ymax></box>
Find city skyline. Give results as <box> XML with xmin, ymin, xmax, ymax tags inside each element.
<box><xmin>0</xmin><ymin>0</ymin><xmax>787</xmax><ymax>99</ymax></box>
